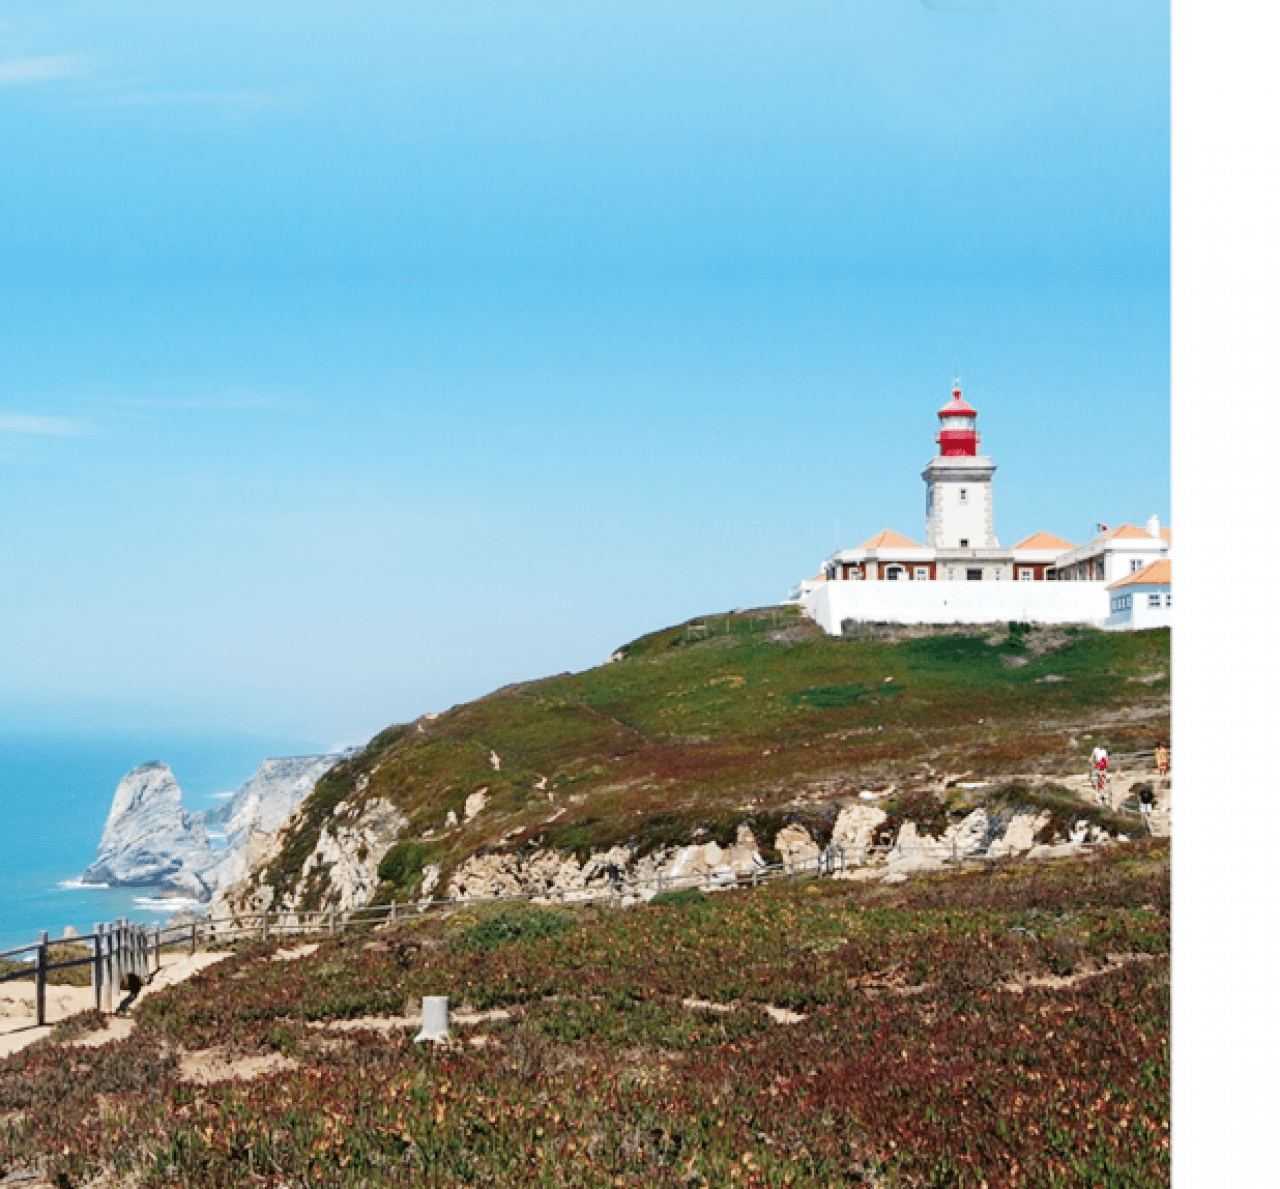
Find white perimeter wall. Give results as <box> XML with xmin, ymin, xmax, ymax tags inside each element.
<box><xmin>804</xmin><ymin>580</ymin><xmax>1109</xmax><ymax>634</ymax></box>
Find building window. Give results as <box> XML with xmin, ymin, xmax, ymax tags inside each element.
<box><xmin>914</xmin><ymin>567</ymin><xmax>929</xmax><ymax>580</ymax></box>
<box><xmin>1018</xmin><ymin>568</ymin><xmax>1033</xmax><ymax>581</ymax></box>
<box><xmin>1131</xmin><ymin>559</ymin><xmax>1143</xmax><ymax>573</ymax></box>
<box><xmin>1165</xmin><ymin>593</ymin><xmax>1171</xmax><ymax>607</ymax></box>
<box><xmin>946</xmin><ymin>567</ymin><xmax>956</xmax><ymax>580</ymax></box>
<box><xmin>966</xmin><ymin>568</ymin><xmax>982</xmax><ymax>581</ymax></box>
<box><xmin>886</xmin><ymin>565</ymin><xmax>904</xmax><ymax>581</ymax></box>
<box><xmin>959</xmin><ymin>488</ymin><xmax>968</xmax><ymax>503</ymax></box>
<box><xmin>959</xmin><ymin>538</ymin><xmax>969</xmax><ymax>548</ymax></box>
<box><xmin>1148</xmin><ymin>593</ymin><xmax>1161</xmax><ymax>608</ymax></box>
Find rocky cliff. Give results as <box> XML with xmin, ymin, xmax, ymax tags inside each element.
<box><xmin>82</xmin><ymin>763</ymin><xmax>214</xmax><ymax>899</ymax></box>
<box><xmin>83</xmin><ymin>753</ymin><xmax>351</xmax><ymax>901</ymax></box>
<box><xmin>202</xmin><ymin>753</ymin><xmax>356</xmax><ymax>893</ymax></box>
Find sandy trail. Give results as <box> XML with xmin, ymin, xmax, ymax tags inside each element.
<box><xmin>0</xmin><ymin>950</ymin><xmax>231</xmax><ymax>1058</ymax></box>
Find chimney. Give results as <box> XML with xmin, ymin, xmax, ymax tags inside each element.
<box><xmin>1147</xmin><ymin>514</ymin><xmax>1160</xmax><ymax>538</ymax></box>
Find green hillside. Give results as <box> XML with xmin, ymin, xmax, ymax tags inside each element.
<box><xmin>262</xmin><ymin>610</ymin><xmax>1169</xmax><ymax>908</ymax></box>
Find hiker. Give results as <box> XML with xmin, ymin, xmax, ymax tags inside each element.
<box><xmin>1138</xmin><ymin>784</ymin><xmax>1156</xmax><ymax>819</ymax></box>
<box><xmin>1155</xmin><ymin>743</ymin><xmax>1170</xmax><ymax>777</ymax></box>
<box><xmin>1089</xmin><ymin>744</ymin><xmax>1110</xmax><ymax>801</ymax></box>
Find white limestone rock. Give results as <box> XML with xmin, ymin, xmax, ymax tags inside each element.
<box><xmin>82</xmin><ymin>763</ymin><xmax>213</xmax><ymax>899</ymax></box>
<box><xmin>464</xmin><ymin>788</ymin><xmax>489</xmax><ymax>822</ymax></box>
<box><xmin>443</xmin><ymin>826</ymin><xmax>768</xmax><ymax>904</ymax></box>
<box><xmin>85</xmin><ymin>752</ymin><xmax>352</xmax><ymax>905</ymax></box>
<box><xmin>202</xmin><ymin>753</ymin><xmax>352</xmax><ymax>893</ymax></box>
<box><xmin>986</xmin><ymin>810</ymin><xmax>1050</xmax><ymax>858</ymax></box>
<box><xmin>290</xmin><ymin>797</ymin><xmax>409</xmax><ymax>915</ymax></box>
<box><xmin>830</xmin><ymin>803</ymin><xmax>888</xmax><ymax>860</ymax></box>
<box><xmin>774</xmin><ymin>823</ymin><xmax>822</xmax><ymax>869</ymax></box>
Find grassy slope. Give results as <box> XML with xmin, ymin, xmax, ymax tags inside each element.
<box><xmin>1</xmin><ymin>844</ymin><xmax>1170</xmax><ymax>1188</ymax></box>
<box><xmin>260</xmin><ymin>610</ymin><xmax>1169</xmax><ymax>908</ymax></box>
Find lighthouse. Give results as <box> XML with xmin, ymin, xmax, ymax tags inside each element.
<box><xmin>922</xmin><ymin>380</ymin><xmax>998</xmax><ymax>551</ymax></box>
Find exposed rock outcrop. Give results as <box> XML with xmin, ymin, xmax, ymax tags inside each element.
<box><xmin>82</xmin><ymin>763</ymin><xmax>213</xmax><ymax>899</ymax></box>
<box><xmin>292</xmin><ymin>797</ymin><xmax>409</xmax><ymax>915</ymax></box>
<box><xmin>83</xmin><ymin>754</ymin><xmax>350</xmax><ymax>902</ymax></box>
<box><xmin>444</xmin><ymin>825</ymin><xmax>768</xmax><ymax>903</ymax></box>
<box><xmin>213</xmin><ymin>796</ymin><xmax>410</xmax><ymax>923</ymax></box>
<box><xmin>202</xmin><ymin>753</ymin><xmax>354</xmax><ymax>893</ymax></box>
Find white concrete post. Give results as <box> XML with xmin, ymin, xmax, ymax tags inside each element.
<box><xmin>413</xmin><ymin>996</ymin><xmax>450</xmax><ymax>1043</ymax></box>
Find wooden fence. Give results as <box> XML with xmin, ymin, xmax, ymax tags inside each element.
<box><xmin>0</xmin><ymin>919</ymin><xmax>160</xmax><ymax>1025</ymax></box>
<box><xmin>2</xmin><ymin>807</ymin><xmax>1156</xmax><ymax>1030</ymax></box>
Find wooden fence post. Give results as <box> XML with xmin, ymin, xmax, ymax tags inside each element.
<box><xmin>328</xmin><ymin>906</ymin><xmax>336</xmax><ymax>935</ymax></box>
<box><xmin>190</xmin><ymin>921</ymin><xmax>197</xmax><ymax>956</ymax></box>
<box><xmin>92</xmin><ymin>923</ymin><xmax>103</xmax><ymax>1013</ymax></box>
<box><xmin>261</xmin><ymin>908</ymin><xmax>270</xmax><ymax>942</ymax></box>
<box><xmin>35</xmin><ymin>931</ymin><xmax>48</xmax><ymax>1027</ymax></box>
<box><xmin>104</xmin><ymin>925</ymin><xmax>114</xmax><ymax>1010</ymax></box>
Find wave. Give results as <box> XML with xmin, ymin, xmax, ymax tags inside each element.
<box><xmin>132</xmin><ymin>895</ymin><xmax>204</xmax><ymax>913</ymax></box>
<box><xmin>57</xmin><ymin>878</ymin><xmax>110</xmax><ymax>890</ymax></box>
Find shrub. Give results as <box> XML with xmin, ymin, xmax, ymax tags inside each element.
<box><xmin>649</xmin><ymin>888</ymin><xmax>707</xmax><ymax>909</ymax></box>
<box><xmin>377</xmin><ymin>840</ymin><xmax>438</xmax><ymax>893</ymax></box>
<box><xmin>458</xmin><ymin>906</ymin><xmax>573</xmax><ymax>951</ymax></box>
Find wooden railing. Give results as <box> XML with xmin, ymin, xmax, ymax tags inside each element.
<box><xmin>1</xmin><ymin>828</ymin><xmax>1139</xmax><ymax>1029</ymax></box>
<box><xmin>0</xmin><ymin>919</ymin><xmax>160</xmax><ymax>1024</ymax></box>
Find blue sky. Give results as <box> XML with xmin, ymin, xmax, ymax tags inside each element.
<box><xmin>0</xmin><ymin>1</ymin><xmax>1169</xmax><ymax>744</ymax></box>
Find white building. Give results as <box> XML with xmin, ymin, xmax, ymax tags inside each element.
<box><xmin>789</xmin><ymin>382</ymin><xmax>1170</xmax><ymax>632</ymax></box>
<box><xmin>1104</xmin><ymin>559</ymin><xmax>1172</xmax><ymax>631</ymax></box>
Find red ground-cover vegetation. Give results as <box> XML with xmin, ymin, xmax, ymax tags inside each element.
<box><xmin>0</xmin><ymin>843</ymin><xmax>1168</xmax><ymax>1187</ymax></box>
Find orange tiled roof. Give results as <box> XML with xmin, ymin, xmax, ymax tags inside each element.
<box><xmin>859</xmin><ymin>529</ymin><xmax>922</xmax><ymax>550</ymax></box>
<box><xmin>1107</xmin><ymin>524</ymin><xmax>1156</xmax><ymax>541</ymax></box>
<box><xmin>1161</xmin><ymin>527</ymin><xmax>1172</xmax><ymax>545</ymax></box>
<box><xmin>1107</xmin><ymin>559</ymin><xmax>1171</xmax><ymax>590</ymax></box>
<box><xmin>1013</xmin><ymin>531</ymin><xmax>1076</xmax><ymax>552</ymax></box>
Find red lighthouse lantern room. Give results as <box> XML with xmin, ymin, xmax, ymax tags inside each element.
<box><xmin>936</xmin><ymin>381</ymin><xmax>979</xmax><ymax>457</ymax></box>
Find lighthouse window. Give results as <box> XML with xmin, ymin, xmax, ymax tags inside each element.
<box><xmin>959</xmin><ymin>488</ymin><xmax>968</xmax><ymax>503</ymax></box>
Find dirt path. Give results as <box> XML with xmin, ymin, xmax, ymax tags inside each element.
<box><xmin>0</xmin><ymin>950</ymin><xmax>231</xmax><ymax>1059</ymax></box>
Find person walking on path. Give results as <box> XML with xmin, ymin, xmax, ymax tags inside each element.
<box><xmin>1090</xmin><ymin>744</ymin><xmax>1110</xmax><ymax>803</ymax></box>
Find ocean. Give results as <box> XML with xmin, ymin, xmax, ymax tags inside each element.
<box><xmin>0</xmin><ymin>730</ymin><xmax>326</xmax><ymax>951</ymax></box>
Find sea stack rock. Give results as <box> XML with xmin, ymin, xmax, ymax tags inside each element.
<box><xmin>82</xmin><ymin>762</ymin><xmax>213</xmax><ymax>899</ymax></box>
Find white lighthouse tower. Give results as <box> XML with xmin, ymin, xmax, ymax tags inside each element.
<box><xmin>922</xmin><ymin>380</ymin><xmax>998</xmax><ymax>551</ymax></box>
